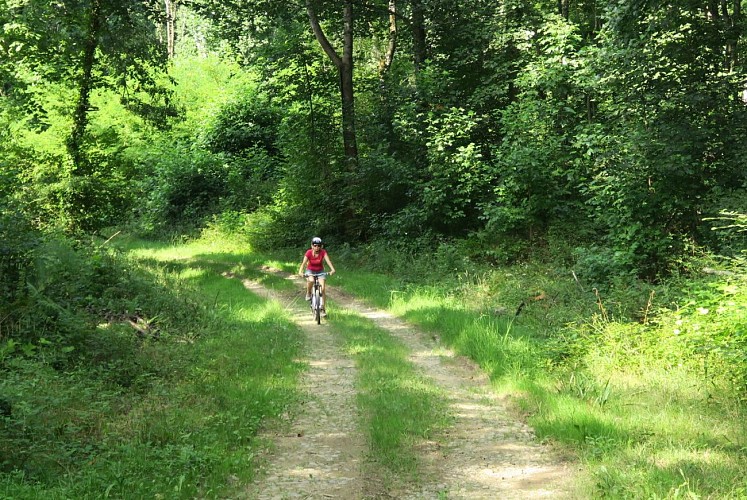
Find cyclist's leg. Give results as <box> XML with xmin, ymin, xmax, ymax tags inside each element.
<box><xmin>304</xmin><ymin>272</ymin><xmax>313</xmax><ymax>299</ymax></box>
<box><xmin>319</xmin><ymin>277</ymin><xmax>327</xmax><ymax>309</ymax></box>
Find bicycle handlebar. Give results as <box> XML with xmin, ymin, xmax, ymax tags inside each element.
<box><xmin>302</xmin><ymin>271</ymin><xmax>333</xmax><ymax>278</ymax></box>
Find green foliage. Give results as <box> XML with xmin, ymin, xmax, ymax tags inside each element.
<box><xmin>420</xmin><ymin>107</ymin><xmax>490</xmax><ymax>234</ymax></box>
<box><xmin>1</xmin><ymin>0</ymin><xmax>175</xmax><ymax>232</ymax></box>
<box><xmin>581</xmin><ymin>2</ymin><xmax>747</xmax><ymax>275</ymax></box>
<box><xmin>0</xmin><ymin>237</ymin><xmax>304</xmax><ymax>498</ymax></box>
<box><xmin>657</xmin><ymin>276</ymin><xmax>747</xmax><ymax>395</ymax></box>
<box><xmin>203</xmin><ymin>93</ymin><xmax>281</xmax><ymax>156</ymax></box>
<box><xmin>0</xmin><ymin>203</ymin><xmax>40</xmax><ymax>307</ymax></box>
<box><xmin>5</xmin><ymin>0</ymin><xmax>747</xmax><ymax>280</ymax></box>
<box><xmin>138</xmin><ymin>141</ymin><xmax>280</xmax><ymax>234</ymax></box>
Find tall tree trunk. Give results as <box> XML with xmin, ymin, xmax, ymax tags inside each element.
<box><xmin>165</xmin><ymin>0</ymin><xmax>176</xmax><ymax>59</ymax></box>
<box><xmin>726</xmin><ymin>0</ymin><xmax>741</xmax><ymax>71</ymax></box>
<box><xmin>410</xmin><ymin>0</ymin><xmax>430</xmax><ymax>171</ymax></box>
<box><xmin>306</xmin><ymin>0</ymin><xmax>358</xmax><ymax>164</ymax></box>
<box><xmin>378</xmin><ymin>0</ymin><xmax>397</xmax><ymax>150</ymax></box>
<box><xmin>379</xmin><ymin>0</ymin><xmax>397</xmax><ymax>75</ymax></box>
<box><xmin>411</xmin><ymin>0</ymin><xmax>426</xmax><ymax>70</ymax></box>
<box><xmin>306</xmin><ymin>0</ymin><xmax>361</xmax><ymax>237</ymax></box>
<box><xmin>340</xmin><ymin>0</ymin><xmax>358</xmax><ymax>162</ymax></box>
<box><xmin>707</xmin><ymin>0</ymin><xmax>741</xmax><ymax>71</ymax></box>
<box><xmin>68</xmin><ymin>0</ymin><xmax>101</xmax><ymax>174</ymax></box>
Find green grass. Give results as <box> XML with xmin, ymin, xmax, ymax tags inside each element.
<box><xmin>124</xmin><ymin>237</ymin><xmax>455</xmax><ymax>488</ymax></box>
<box><xmin>0</xmin><ymin>237</ymin><xmax>305</xmax><ymax>499</ymax></box>
<box><xmin>323</xmin><ymin>249</ymin><xmax>747</xmax><ymax>499</ymax></box>
<box><xmin>123</xmin><ymin>236</ymin><xmax>458</xmax><ymax>483</ymax></box>
<box><xmin>111</xmin><ymin>239</ymin><xmax>306</xmax><ymax>496</ymax></box>
<box><xmin>325</xmin><ymin>308</ymin><xmax>451</xmax><ymax>482</ymax></box>
<box><xmin>156</xmin><ymin>234</ymin><xmax>747</xmax><ymax>498</ymax></box>
<box><xmin>5</xmin><ymin>230</ymin><xmax>745</xmax><ymax>498</ymax></box>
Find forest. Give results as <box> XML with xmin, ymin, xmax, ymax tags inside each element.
<box><xmin>1</xmin><ymin>0</ymin><xmax>746</xmax><ymax>497</ymax></box>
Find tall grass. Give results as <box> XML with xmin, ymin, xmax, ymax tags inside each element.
<box><xmin>0</xmin><ymin>236</ymin><xmax>304</xmax><ymax>498</ymax></box>
<box><xmin>327</xmin><ymin>244</ymin><xmax>747</xmax><ymax>498</ymax></box>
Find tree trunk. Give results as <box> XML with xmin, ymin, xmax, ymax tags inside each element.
<box><xmin>410</xmin><ymin>0</ymin><xmax>429</xmax><ymax>171</ymax></box>
<box><xmin>726</xmin><ymin>0</ymin><xmax>741</xmax><ymax>71</ymax></box>
<box><xmin>341</xmin><ymin>0</ymin><xmax>358</xmax><ymax>162</ymax></box>
<box><xmin>411</xmin><ymin>0</ymin><xmax>426</xmax><ymax>70</ymax></box>
<box><xmin>165</xmin><ymin>0</ymin><xmax>176</xmax><ymax>59</ymax></box>
<box><xmin>378</xmin><ymin>0</ymin><xmax>397</xmax><ymax>150</ymax></box>
<box><xmin>68</xmin><ymin>0</ymin><xmax>101</xmax><ymax>174</ymax></box>
<box><xmin>306</xmin><ymin>0</ymin><xmax>358</xmax><ymax>164</ymax></box>
<box><xmin>306</xmin><ymin>0</ymin><xmax>361</xmax><ymax>237</ymax></box>
<box><xmin>379</xmin><ymin>0</ymin><xmax>397</xmax><ymax>75</ymax></box>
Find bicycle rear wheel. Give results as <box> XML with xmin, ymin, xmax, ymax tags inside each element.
<box><xmin>313</xmin><ymin>286</ymin><xmax>321</xmax><ymax>324</ymax></box>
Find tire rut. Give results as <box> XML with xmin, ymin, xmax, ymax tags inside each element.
<box><xmin>237</xmin><ymin>271</ymin><xmax>583</xmax><ymax>499</ymax></box>
<box><xmin>240</xmin><ymin>277</ymin><xmax>367</xmax><ymax>499</ymax></box>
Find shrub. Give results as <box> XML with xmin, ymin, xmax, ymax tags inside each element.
<box><xmin>203</xmin><ymin>94</ymin><xmax>281</xmax><ymax>156</ymax></box>
<box><xmin>0</xmin><ymin>203</ymin><xmax>40</xmax><ymax>307</ymax></box>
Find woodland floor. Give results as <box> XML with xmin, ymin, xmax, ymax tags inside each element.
<box><xmin>232</xmin><ymin>268</ymin><xmax>585</xmax><ymax>499</ymax></box>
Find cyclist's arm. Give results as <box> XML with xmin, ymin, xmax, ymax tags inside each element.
<box><xmin>324</xmin><ymin>253</ymin><xmax>336</xmax><ymax>275</ymax></box>
<box><xmin>299</xmin><ymin>255</ymin><xmax>309</xmax><ymax>275</ymax></box>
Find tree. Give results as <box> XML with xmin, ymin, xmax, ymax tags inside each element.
<box><xmin>1</xmin><ymin>0</ymin><xmax>173</xmax><ymax>230</ymax></box>
<box><xmin>306</xmin><ymin>0</ymin><xmax>359</xmax><ymax>163</ymax></box>
<box><xmin>164</xmin><ymin>0</ymin><xmax>177</xmax><ymax>58</ymax></box>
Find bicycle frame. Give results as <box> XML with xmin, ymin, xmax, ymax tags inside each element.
<box><xmin>309</xmin><ymin>272</ymin><xmax>327</xmax><ymax>324</ymax></box>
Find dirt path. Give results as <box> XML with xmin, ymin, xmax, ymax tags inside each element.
<box><xmin>241</xmin><ymin>277</ymin><xmax>368</xmax><ymax>498</ymax></box>
<box><xmin>239</xmin><ymin>271</ymin><xmax>584</xmax><ymax>499</ymax></box>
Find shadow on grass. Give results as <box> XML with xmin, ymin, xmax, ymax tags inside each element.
<box><xmin>395</xmin><ymin>305</ymin><xmax>547</xmax><ymax>381</ymax></box>
<box><xmin>113</xmin><ymin>247</ymin><xmax>306</xmax><ymax>497</ymax></box>
<box><xmin>328</xmin><ymin>310</ymin><xmax>451</xmax><ymax>477</ymax></box>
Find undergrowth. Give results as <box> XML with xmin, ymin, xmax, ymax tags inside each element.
<box><xmin>2</xmin><ymin>217</ymin><xmax>745</xmax><ymax>498</ymax></box>
<box><xmin>0</xmin><ymin>234</ymin><xmax>303</xmax><ymax>498</ymax></box>
<box><xmin>326</xmin><ymin>238</ymin><xmax>747</xmax><ymax>498</ymax></box>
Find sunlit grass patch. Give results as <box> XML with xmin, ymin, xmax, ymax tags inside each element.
<box><xmin>388</xmin><ymin>286</ymin><xmax>545</xmax><ymax>382</ymax></box>
<box><xmin>334</xmin><ymin>269</ymin><xmax>403</xmax><ymax>309</ymax></box>
<box><xmin>104</xmin><ymin>239</ymin><xmax>304</xmax><ymax>497</ymax></box>
<box><xmin>326</xmin><ymin>309</ymin><xmax>451</xmax><ymax>481</ymax></box>
<box><xmin>591</xmin><ymin>439</ymin><xmax>747</xmax><ymax>498</ymax></box>
<box><xmin>0</xmin><ymin>233</ymin><xmax>309</xmax><ymax>498</ymax></box>
<box><xmin>332</xmin><ymin>245</ymin><xmax>747</xmax><ymax>498</ymax></box>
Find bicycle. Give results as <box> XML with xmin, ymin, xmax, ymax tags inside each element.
<box><xmin>308</xmin><ymin>272</ymin><xmax>328</xmax><ymax>324</ymax></box>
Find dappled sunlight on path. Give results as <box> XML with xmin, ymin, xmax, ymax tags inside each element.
<box><xmin>240</xmin><ymin>280</ymin><xmax>366</xmax><ymax>499</ymax></box>
<box><xmin>343</xmin><ymin>296</ymin><xmax>581</xmax><ymax>498</ymax></box>
<box><xmin>237</xmin><ymin>271</ymin><xmax>583</xmax><ymax>498</ymax></box>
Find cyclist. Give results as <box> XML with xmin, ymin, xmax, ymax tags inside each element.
<box><xmin>299</xmin><ymin>236</ymin><xmax>336</xmax><ymax>316</ymax></box>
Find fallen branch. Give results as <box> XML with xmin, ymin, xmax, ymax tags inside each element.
<box><xmin>702</xmin><ymin>267</ymin><xmax>736</xmax><ymax>277</ymax></box>
<box><xmin>125</xmin><ymin>315</ymin><xmax>159</xmax><ymax>339</ymax></box>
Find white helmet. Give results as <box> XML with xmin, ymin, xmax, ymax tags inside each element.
<box><xmin>311</xmin><ymin>236</ymin><xmax>323</xmax><ymax>245</ymax></box>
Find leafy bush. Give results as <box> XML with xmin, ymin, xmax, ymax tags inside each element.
<box><xmin>203</xmin><ymin>93</ymin><xmax>281</xmax><ymax>156</ymax></box>
<box><xmin>0</xmin><ymin>203</ymin><xmax>40</xmax><ymax>307</ymax></box>
<box><xmin>572</xmin><ymin>245</ymin><xmax>637</xmax><ymax>290</ymax></box>
<box><xmin>147</xmin><ymin>147</ymin><xmax>226</xmax><ymax>230</ymax></box>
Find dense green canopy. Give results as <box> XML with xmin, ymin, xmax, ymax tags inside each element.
<box><xmin>2</xmin><ymin>0</ymin><xmax>746</xmax><ymax>276</ymax></box>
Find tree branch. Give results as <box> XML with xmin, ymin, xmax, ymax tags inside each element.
<box><xmin>306</xmin><ymin>0</ymin><xmax>343</xmax><ymax>68</ymax></box>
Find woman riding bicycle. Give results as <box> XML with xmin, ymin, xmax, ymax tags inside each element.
<box><xmin>299</xmin><ymin>237</ymin><xmax>336</xmax><ymax>316</ymax></box>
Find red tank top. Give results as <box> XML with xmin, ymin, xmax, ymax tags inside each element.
<box><xmin>305</xmin><ymin>248</ymin><xmax>326</xmax><ymax>272</ymax></box>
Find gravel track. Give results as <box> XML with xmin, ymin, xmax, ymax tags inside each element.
<box><xmin>236</xmin><ymin>271</ymin><xmax>583</xmax><ymax>499</ymax></box>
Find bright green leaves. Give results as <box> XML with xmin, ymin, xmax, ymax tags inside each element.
<box><xmin>422</xmin><ymin>107</ymin><xmax>489</xmax><ymax>231</ymax></box>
